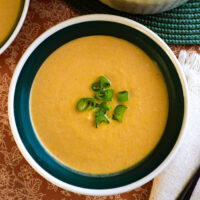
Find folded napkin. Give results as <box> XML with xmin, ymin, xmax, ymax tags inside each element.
<box><xmin>150</xmin><ymin>50</ymin><xmax>200</xmax><ymax>200</ymax></box>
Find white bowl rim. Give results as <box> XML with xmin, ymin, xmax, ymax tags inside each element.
<box><xmin>8</xmin><ymin>14</ymin><xmax>189</xmax><ymax>196</ymax></box>
<box><xmin>0</xmin><ymin>0</ymin><xmax>30</xmax><ymax>55</ymax></box>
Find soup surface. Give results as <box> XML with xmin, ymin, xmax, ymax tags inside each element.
<box><xmin>0</xmin><ymin>0</ymin><xmax>23</xmax><ymax>46</ymax></box>
<box><xmin>30</xmin><ymin>36</ymin><xmax>169</xmax><ymax>174</ymax></box>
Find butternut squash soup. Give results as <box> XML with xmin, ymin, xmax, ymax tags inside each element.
<box><xmin>0</xmin><ymin>0</ymin><xmax>23</xmax><ymax>46</ymax></box>
<box><xmin>30</xmin><ymin>36</ymin><xmax>169</xmax><ymax>174</ymax></box>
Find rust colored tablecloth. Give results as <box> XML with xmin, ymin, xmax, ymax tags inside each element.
<box><xmin>0</xmin><ymin>0</ymin><xmax>199</xmax><ymax>199</ymax></box>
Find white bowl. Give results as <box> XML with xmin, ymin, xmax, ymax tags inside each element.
<box><xmin>0</xmin><ymin>0</ymin><xmax>30</xmax><ymax>54</ymax></box>
<box><xmin>100</xmin><ymin>0</ymin><xmax>189</xmax><ymax>14</ymax></box>
<box><xmin>8</xmin><ymin>14</ymin><xmax>188</xmax><ymax>196</ymax></box>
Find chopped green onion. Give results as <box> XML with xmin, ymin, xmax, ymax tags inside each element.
<box><xmin>87</xmin><ymin>99</ymin><xmax>98</xmax><ymax>110</ymax></box>
<box><xmin>100</xmin><ymin>102</ymin><xmax>112</xmax><ymax>111</ymax></box>
<box><xmin>77</xmin><ymin>76</ymin><xmax>129</xmax><ymax>127</ymax></box>
<box><xmin>95</xmin><ymin>102</ymin><xmax>111</xmax><ymax>128</ymax></box>
<box><xmin>91</xmin><ymin>76</ymin><xmax>110</xmax><ymax>91</ymax></box>
<box><xmin>95</xmin><ymin>89</ymin><xmax>113</xmax><ymax>101</ymax></box>
<box><xmin>95</xmin><ymin>115</ymin><xmax>110</xmax><ymax>128</ymax></box>
<box><xmin>117</xmin><ymin>91</ymin><xmax>129</xmax><ymax>102</ymax></box>
<box><xmin>77</xmin><ymin>98</ymin><xmax>97</xmax><ymax>112</ymax></box>
<box><xmin>113</xmin><ymin>105</ymin><xmax>127</xmax><ymax>122</ymax></box>
<box><xmin>91</xmin><ymin>82</ymin><xmax>100</xmax><ymax>92</ymax></box>
<box><xmin>95</xmin><ymin>102</ymin><xmax>112</xmax><ymax>116</ymax></box>
<box><xmin>99</xmin><ymin>76</ymin><xmax>110</xmax><ymax>89</ymax></box>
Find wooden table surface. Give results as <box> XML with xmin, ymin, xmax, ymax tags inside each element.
<box><xmin>0</xmin><ymin>0</ymin><xmax>199</xmax><ymax>199</ymax></box>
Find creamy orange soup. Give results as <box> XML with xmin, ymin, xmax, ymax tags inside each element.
<box><xmin>0</xmin><ymin>0</ymin><xmax>23</xmax><ymax>46</ymax></box>
<box><xmin>30</xmin><ymin>36</ymin><xmax>168</xmax><ymax>174</ymax></box>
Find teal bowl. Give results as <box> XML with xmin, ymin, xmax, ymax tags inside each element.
<box><xmin>8</xmin><ymin>14</ymin><xmax>188</xmax><ymax>196</ymax></box>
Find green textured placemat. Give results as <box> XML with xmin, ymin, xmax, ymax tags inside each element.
<box><xmin>64</xmin><ymin>0</ymin><xmax>200</xmax><ymax>45</ymax></box>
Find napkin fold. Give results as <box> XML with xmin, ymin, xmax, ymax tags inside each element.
<box><xmin>150</xmin><ymin>50</ymin><xmax>200</xmax><ymax>200</ymax></box>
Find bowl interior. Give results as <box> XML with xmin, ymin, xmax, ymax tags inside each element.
<box><xmin>13</xmin><ymin>20</ymin><xmax>184</xmax><ymax>189</ymax></box>
<box><xmin>0</xmin><ymin>0</ymin><xmax>27</xmax><ymax>53</ymax></box>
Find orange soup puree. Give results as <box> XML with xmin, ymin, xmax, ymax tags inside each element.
<box><xmin>30</xmin><ymin>36</ymin><xmax>169</xmax><ymax>174</ymax></box>
<box><xmin>0</xmin><ymin>0</ymin><xmax>23</xmax><ymax>46</ymax></box>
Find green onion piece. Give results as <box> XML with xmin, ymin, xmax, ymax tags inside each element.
<box><xmin>95</xmin><ymin>102</ymin><xmax>112</xmax><ymax>116</ymax></box>
<box><xmin>113</xmin><ymin>105</ymin><xmax>127</xmax><ymax>122</ymax></box>
<box><xmin>99</xmin><ymin>76</ymin><xmax>110</xmax><ymax>89</ymax></box>
<box><xmin>77</xmin><ymin>98</ymin><xmax>97</xmax><ymax>112</ymax></box>
<box><xmin>95</xmin><ymin>115</ymin><xmax>110</xmax><ymax>128</ymax></box>
<box><xmin>95</xmin><ymin>102</ymin><xmax>111</xmax><ymax>128</ymax></box>
<box><xmin>91</xmin><ymin>76</ymin><xmax>110</xmax><ymax>91</ymax></box>
<box><xmin>117</xmin><ymin>91</ymin><xmax>129</xmax><ymax>102</ymax></box>
<box><xmin>100</xmin><ymin>102</ymin><xmax>112</xmax><ymax>111</ymax></box>
<box><xmin>95</xmin><ymin>89</ymin><xmax>113</xmax><ymax>101</ymax></box>
<box><xmin>91</xmin><ymin>82</ymin><xmax>100</xmax><ymax>92</ymax></box>
<box><xmin>87</xmin><ymin>98</ymin><xmax>98</xmax><ymax>110</ymax></box>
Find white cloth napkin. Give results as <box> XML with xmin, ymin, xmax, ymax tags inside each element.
<box><xmin>149</xmin><ymin>50</ymin><xmax>200</xmax><ymax>200</ymax></box>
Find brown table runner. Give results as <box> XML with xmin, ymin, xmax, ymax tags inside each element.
<box><xmin>0</xmin><ymin>0</ymin><xmax>199</xmax><ymax>199</ymax></box>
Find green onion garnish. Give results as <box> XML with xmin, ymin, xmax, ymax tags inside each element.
<box><xmin>100</xmin><ymin>102</ymin><xmax>112</xmax><ymax>111</ymax></box>
<box><xmin>117</xmin><ymin>91</ymin><xmax>129</xmax><ymax>102</ymax></box>
<box><xmin>95</xmin><ymin>115</ymin><xmax>110</xmax><ymax>128</ymax></box>
<box><xmin>99</xmin><ymin>76</ymin><xmax>110</xmax><ymax>89</ymax></box>
<box><xmin>95</xmin><ymin>102</ymin><xmax>111</xmax><ymax>128</ymax></box>
<box><xmin>95</xmin><ymin>102</ymin><xmax>112</xmax><ymax>116</ymax></box>
<box><xmin>77</xmin><ymin>98</ymin><xmax>97</xmax><ymax>112</ymax></box>
<box><xmin>91</xmin><ymin>76</ymin><xmax>110</xmax><ymax>91</ymax></box>
<box><xmin>91</xmin><ymin>82</ymin><xmax>100</xmax><ymax>92</ymax></box>
<box><xmin>95</xmin><ymin>89</ymin><xmax>113</xmax><ymax>101</ymax></box>
<box><xmin>77</xmin><ymin>76</ymin><xmax>129</xmax><ymax>127</ymax></box>
<box><xmin>113</xmin><ymin>105</ymin><xmax>127</xmax><ymax>122</ymax></box>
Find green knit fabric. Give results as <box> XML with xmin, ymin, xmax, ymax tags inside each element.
<box><xmin>64</xmin><ymin>0</ymin><xmax>200</xmax><ymax>44</ymax></box>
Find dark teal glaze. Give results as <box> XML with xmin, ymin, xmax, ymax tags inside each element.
<box><xmin>14</xmin><ymin>21</ymin><xmax>184</xmax><ymax>189</ymax></box>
